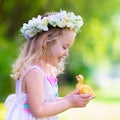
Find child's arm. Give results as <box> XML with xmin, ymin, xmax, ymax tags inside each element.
<box><xmin>25</xmin><ymin>69</ymin><xmax>93</xmax><ymax>118</ymax></box>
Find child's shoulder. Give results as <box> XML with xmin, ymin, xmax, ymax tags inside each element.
<box><xmin>19</xmin><ymin>65</ymin><xmax>45</xmax><ymax>93</ymax></box>
<box><xmin>24</xmin><ymin>66</ymin><xmax>44</xmax><ymax>82</ymax></box>
<box><xmin>22</xmin><ymin>67</ymin><xmax>45</xmax><ymax>96</ymax></box>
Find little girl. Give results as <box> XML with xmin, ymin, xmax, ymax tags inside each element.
<box><xmin>5</xmin><ymin>10</ymin><xmax>94</xmax><ymax>120</ymax></box>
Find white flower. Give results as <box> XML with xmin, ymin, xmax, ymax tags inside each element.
<box><xmin>39</xmin><ymin>17</ymin><xmax>49</xmax><ymax>31</ymax></box>
<box><xmin>20</xmin><ymin>10</ymin><xmax>84</xmax><ymax>40</ymax></box>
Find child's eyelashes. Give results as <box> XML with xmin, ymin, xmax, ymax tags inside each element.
<box><xmin>63</xmin><ymin>46</ymin><xmax>67</xmax><ymax>49</ymax></box>
<box><xmin>63</xmin><ymin>45</ymin><xmax>70</xmax><ymax>49</ymax></box>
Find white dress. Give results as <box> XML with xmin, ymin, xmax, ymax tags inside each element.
<box><xmin>5</xmin><ymin>65</ymin><xmax>59</xmax><ymax>120</ymax></box>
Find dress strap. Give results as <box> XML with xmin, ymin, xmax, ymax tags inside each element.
<box><xmin>16</xmin><ymin>65</ymin><xmax>46</xmax><ymax>95</ymax></box>
<box><xmin>28</xmin><ymin>65</ymin><xmax>45</xmax><ymax>76</ymax></box>
<box><xmin>23</xmin><ymin>65</ymin><xmax>46</xmax><ymax>81</ymax></box>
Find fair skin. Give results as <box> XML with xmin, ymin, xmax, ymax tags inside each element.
<box><xmin>44</xmin><ymin>29</ymin><xmax>75</xmax><ymax>67</ymax></box>
<box><xmin>23</xmin><ymin>29</ymin><xmax>94</xmax><ymax>118</ymax></box>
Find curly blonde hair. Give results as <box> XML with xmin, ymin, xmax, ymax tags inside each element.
<box><xmin>12</xmin><ymin>27</ymin><xmax>68</xmax><ymax>80</ymax></box>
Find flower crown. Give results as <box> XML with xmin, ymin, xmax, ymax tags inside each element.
<box><xmin>20</xmin><ymin>10</ymin><xmax>83</xmax><ymax>40</ymax></box>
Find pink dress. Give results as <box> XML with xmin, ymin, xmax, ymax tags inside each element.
<box><xmin>5</xmin><ymin>65</ymin><xmax>59</xmax><ymax>120</ymax></box>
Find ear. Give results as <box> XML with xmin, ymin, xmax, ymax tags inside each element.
<box><xmin>42</xmin><ymin>39</ymin><xmax>51</xmax><ymax>49</ymax></box>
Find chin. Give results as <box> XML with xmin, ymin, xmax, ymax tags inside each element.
<box><xmin>49</xmin><ymin>61</ymin><xmax>58</xmax><ymax>67</ymax></box>
<box><xmin>49</xmin><ymin>59</ymin><xmax>64</xmax><ymax>67</ymax></box>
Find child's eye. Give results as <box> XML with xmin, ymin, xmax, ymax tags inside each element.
<box><xmin>63</xmin><ymin>46</ymin><xmax>67</xmax><ymax>49</ymax></box>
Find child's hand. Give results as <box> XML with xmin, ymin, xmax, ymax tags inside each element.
<box><xmin>67</xmin><ymin>89</ymin><xmax>94</xmax><ymax>108</ymax></box>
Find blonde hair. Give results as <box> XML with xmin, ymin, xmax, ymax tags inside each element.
<box><xmin>12</xmin><ymin>27</ymin><xmax>68</xmax><ymax>80</ymax></box>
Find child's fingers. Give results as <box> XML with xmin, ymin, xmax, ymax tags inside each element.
<box><xmin>79</xmin><ymin>94</ymin><xmax>91</xmax><ymax>98</ymax></box>
<box><xmin>79</xmin><ymin>94</ymin><xmax>95</xmax><ymax>101</ymax></box>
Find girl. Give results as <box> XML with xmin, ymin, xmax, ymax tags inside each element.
<box><xmin>5</xmin><ymin>10</ymin><xmax>94</xmax><ymax>120</ymax></box>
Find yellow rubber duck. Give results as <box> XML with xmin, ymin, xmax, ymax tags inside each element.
<box><xmin>76</xmin><ymin>74</ymin><xmax>96</xmax><ymax>97</ymax></box>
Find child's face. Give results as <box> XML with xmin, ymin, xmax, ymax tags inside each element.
<box><xmin>46</xmin><ymin>29</ymin><xmax>75</xmax><ymax>67</ymax></box>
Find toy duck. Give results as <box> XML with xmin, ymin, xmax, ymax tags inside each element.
<box><xmin>76</xmin><ymin>74</ymin><xmax>96</xmax><ymax>97</ymax></box>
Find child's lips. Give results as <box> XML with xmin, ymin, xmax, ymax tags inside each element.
<box><xmin>58</xmin><ymin>58</ymin><xmax>62</xmax><ymax>62</ymax></box>
<box><xmin>58</xmin><ymin>57</ymin><xmax>65</xmax><ymax>62</ymax></box>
